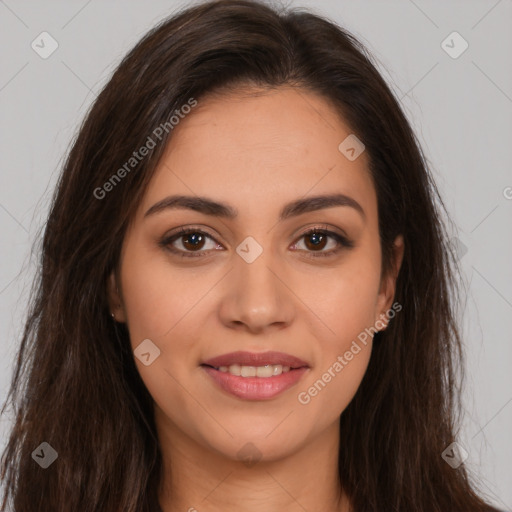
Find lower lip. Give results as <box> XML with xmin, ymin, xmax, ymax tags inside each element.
<box><xmin>201</xmin><ymin>366</ymin><xmax>309</xmax><ymax>400</ymax></box>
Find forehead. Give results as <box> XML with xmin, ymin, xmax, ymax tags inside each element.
<box><xmin>140</xmin><ymin>86</ymin><xmax>376</xmax><ymax>222</ymax></box>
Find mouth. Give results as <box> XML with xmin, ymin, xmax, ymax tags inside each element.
<box><xmin>200</xmin><ymin>351</ymin><xmax>310</xmax><ymax>400</ymax></box>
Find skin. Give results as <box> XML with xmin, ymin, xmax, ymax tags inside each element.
<box><xmin>107</xmin><ymin>86</ymin><xmax>404</xmax><ymax>512</ymax></box>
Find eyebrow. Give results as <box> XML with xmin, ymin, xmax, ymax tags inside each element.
<box><xmin>144</xmin><ymin>193</ymin><xmax>366</xmax><ymax>222</ymax></box>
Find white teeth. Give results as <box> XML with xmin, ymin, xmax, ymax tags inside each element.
<box><xmin>216</xmin><ymin>364</ymin><xmax>292</xmax><ymax>377</ymax></box>
<box><xmin>256</xmin><ymin>365</ymin><xmax>273</xmax><ymax>377</ymax></box>
<box><xmin>241</xmin><ymin>365</ymin><xmax>256</xmax><ymax>377</ymax></box>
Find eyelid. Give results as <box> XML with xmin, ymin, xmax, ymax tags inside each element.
<box><xmin>293</xmin><ymin>223</ymin><xmax>350</xmax><ymax>243</ymax></box>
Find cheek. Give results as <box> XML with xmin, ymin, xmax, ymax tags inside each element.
<box><xmin>296</xmin><ymin>327</ymin><xmax>373</xmax><ymax>422</ymax></box>
<box><xmin>119</xmin><ymin>247</ymin><xmax>209</xmax><ymax>393</ymax></box>
<box><xmin>295</xmin><ymin>256</ymin><xmax>380</xmax><ymax>416</ymax></box>
<box><xmin>120</xmin><ymin>247</ymin><xmax>208</xmax><ymax>343</ymax></box>
<box><xmin>120</xmin><ymin>252</ymin><xmax>206</xmax><ymax>426</ymax></box>
<box><xmin>312</xmin><ymin>256</ymin><xmax>382</xmax><ymax>345</ymax></box>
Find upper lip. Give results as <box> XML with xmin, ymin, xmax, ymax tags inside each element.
<box><xmin>201</xmin><ymin>351</ymin><xmax>309</xmax><ymax>369</ymax></box>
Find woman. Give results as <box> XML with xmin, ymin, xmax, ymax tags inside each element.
<box><xmin>0</xmin><ymin>0</ymin><xmax>503</xmax><ymax>510</ymax></box>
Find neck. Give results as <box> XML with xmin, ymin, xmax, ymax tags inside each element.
<box><xmin>156</xmin><ymin>409</ymin><xmax>351</xmax><ymax>512</ymax></box>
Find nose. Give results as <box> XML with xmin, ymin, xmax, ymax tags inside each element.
<box><xmin>217</xmin><ymin>246</ymin><xmax>295</xmax><ymax>334</ymax></box>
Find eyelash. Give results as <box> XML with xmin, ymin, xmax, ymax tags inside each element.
<box><xmin>159</xmin><ymin>225</ymin><xmax>354</xmax><ymax>259</ymax></box>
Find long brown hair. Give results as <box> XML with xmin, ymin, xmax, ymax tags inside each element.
<box><xmin>0</xmin><ymin>1</ymin><xmax>501</xmax><ymax>510</ymax></box>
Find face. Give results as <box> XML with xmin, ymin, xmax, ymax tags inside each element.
<box><xmin>108</xmin><ymin>86</ymin><xmax>404</xmax><ymax>463</ymax></box>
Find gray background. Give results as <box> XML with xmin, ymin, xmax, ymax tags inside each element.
<box><xmin>1</xmin><ymin>0</ymin><xmax>511</xmax><ymax>508</ymax></box>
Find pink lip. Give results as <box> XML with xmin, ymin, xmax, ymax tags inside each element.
<box><xmin>202</xmin><ymin>366</ymin><xmax>309</xmax><ymax>400</ymax></box>
<box><xmin>201</xmin><ymin>350</ymin><xmax>309</xmax><ymax>369</ymax></box>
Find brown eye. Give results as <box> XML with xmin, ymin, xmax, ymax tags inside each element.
<box><xmin>160</xmin><ymin>228</ymin><xmax>221</xmax><ymax>258</ymax></box>
<box><xmin>181</xmin><ymin>232</ymin><xmax>207</xmax><ymax>251</ymax></box>
<box><xmin>292</xmin><ymin>228</ymin><xmax>354</xmax><ymax>258</ymax></box>
<box><xmin>303</xmin><ymin>231</ymin><xmax>329</xmax><ymax>251</ymax></box>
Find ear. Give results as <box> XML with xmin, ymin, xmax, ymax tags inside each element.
<box><xmin>107</xmin><ymin>271</ymin><xmax>126</xmax><ymax>322</ymax></box>
<box><xmin>374</xmin><ymin>234</ymin><xmax>404</xmax><ymax>330</ymax></box>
